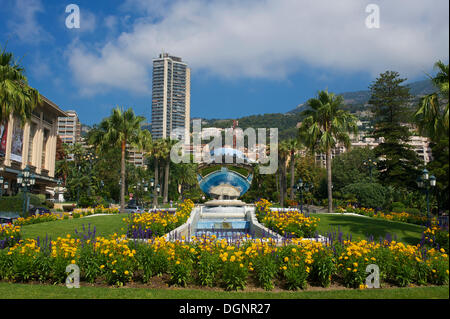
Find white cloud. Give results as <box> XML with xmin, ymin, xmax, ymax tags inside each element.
<box><xmin>67</xmin><ymin>0</ymin><xmax>449</xmax><ymax>95</ymax></box>
<box><xmin>7</xmin><ymin>0</ymin><xmax>52</xmax><ymax>44</ymax></box>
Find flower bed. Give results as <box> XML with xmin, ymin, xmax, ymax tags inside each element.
<box><xmin>0</xmin><ymin>224</ymin><xmax>21</xmax><ymax>249</ymax></box>
<box><xmin>13</xmin><ymin>214</ymin><xmax>59</xmax><ymax>226</ymax></box>
<box><xmin>13</xmin><ymin>206</ymin><xmax>120</xmax><ymax>226</ymax></box>
<box><xmin>125</xmin><ymin>199</ymin><xmax>194</xmax><ymax>238</ymax></box>
<box><xmin>255</xmin><ymin>199</ymin><xmax>319</xmax><ymax>238</ymax></box>
<box><xmin>421</xmin><ymin>222</ymin><xmax>449</xmax><ymax>253</ymax></box>
<box><xmin>337</xmin><ymin>205</ymin><xmax>428</xmax><ymax>226</ymax></box>
<box><xmin>0</xmin><ymin>232</ymin><xmax>447</xmax><ymax>290</ymax></box>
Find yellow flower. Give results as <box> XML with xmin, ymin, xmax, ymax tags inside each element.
<box><xmin>124</xmin><ymin>270</ymin><xmax>129</xmax><ymax>275</ymax></box>
<box><xmin>100</xmin><ymin>265</ymin><xmax>105</xmax><ymax>269</ymax></box>
<box><xmin>71</xmin><ymin>260</ymin><xmax>76</xmax><ymax>264</ymax></box>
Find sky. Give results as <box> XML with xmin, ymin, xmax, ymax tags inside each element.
<box><xmin>0</xmin><ymin>0</ymin><xmax>448</xmax><ymax>126</ymax></box>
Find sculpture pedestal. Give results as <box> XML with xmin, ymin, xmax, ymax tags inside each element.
<box><xmin>204</xmin><ymin>199</ymin><xmax>246</xmax><ymax>207</ymax></box>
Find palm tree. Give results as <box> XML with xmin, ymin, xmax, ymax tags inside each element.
<box><xmin>148</xmin><ymin>139</ymin><xmax>165</xmax><ymax>207</ymax></box>
<box><xmin>278</xmin><ymin>140</ymin><xmax>290</xmax><ymax>207</ymax></box>
<box><xmin>161</xmin><ymin>138</ymin><xmax>177</xmax><ymax>204</ymax></box>
<box><xmin>174</xmin><ymin>163</ymin><xmax>197</xmax><ymax>199</ymax></box>
<box><xmin>299</xmin><ymin>90</ymin><xmax>358</xmax><ymax>213</ymax></box>
<box><xmin>414</xmin><ymin>61</ymin><xmax>449</xmax><ymax>141</ymax></box>
<box><xmin>89</xmin><ymin>107</ymin><xmax>145</xmax><ymax>212</ymax></box>
<box><xmin>1</xmin><ymin>44</ymin><xmax>40</xmax><ymax>125</ymax></box>
<box><xmin>285</xmin><ymin>138</ymin><xmax>302</xmax><ymax>200</ymax></box>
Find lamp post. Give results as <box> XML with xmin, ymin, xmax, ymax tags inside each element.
<box><xmin>0</xmin><ymin>167</ymin><xmax>4</xmax><ymax>198</ymax></box>
<box><xmin>55</xmin><ymin>178</ymin><xmax>62</xmax><ymax>203</ymax></box>
<box><xmin>296</xmin><ymin>178</ymin><xmax>310</xmax><ymax>214</ymax></box>
<box><xmin>17</xmin><ymin>166</ymin><xmax>36</xmax><ymax>217</ymax></box>
<box><xmin>416</xmin><ymin>168</ymin><xmax>436</xmax><ymax>226</ymax></box>
<box><xmin>149</xmin><ymin>178</ymin><xmax>160</xmax><ymax>207</ymax></box>
<box><xmin>363</xmin><ymin>158</ymin><xmax>377</xmax><ymax>181</ymax></box>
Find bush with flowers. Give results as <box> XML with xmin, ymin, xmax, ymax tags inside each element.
<box><xmin>0</xmin><ymin>224</ymin><xmax>21</xmax><ymax>249</ymax></box>
<box><xmin>13</xmin><ymin>213</ymin><xmax>58</xmax><ymax>226</ymax></box>
<box><xmin>255</xmin><ymin>199</ymin><xmax>319</xmax><ymax>238</ymax></box>
<box><xmin>125</xmin><ymin>199</ymin><xmax>194</xmax><ymax>238</ymax></box>
<box><xmin>339</xmin><ymin>204</ymin><xmax>429</xmax><ymax>226</ymax></box>
<box><xmin>422</xmin><ymin>222</ymin><xmax>449</xmax><ymax>253</ymax></box>
<box><xmin>0</xmin><ymin>230</ymin><xmax>448</xmax><ymax>289</ymax></box>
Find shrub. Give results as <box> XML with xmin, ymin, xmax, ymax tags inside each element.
<box><xmin>253</xmin><ymin>254</ymin><xmax>278</xmax><ymax>291</ymax></box>
<box><xmin>341</xmin><ymin>183</ymin><xmax>387</xmax><ymax>209</ymax></box>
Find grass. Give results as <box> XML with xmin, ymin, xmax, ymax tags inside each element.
<box><xmin>0</xmin><ymin>282</ymin><xmax>447</xmax><ymax>299</ymax></box>
<box><xmin>18</xmin><ymin>211</ymin><xmax>425</xmax><ymax>246</ymax></box>
<box><xmin>20</xmin><ymin>214</ymin><xmax>128</xmax><ymax>240</ymax></box>
<box><xmin>312</xmin><ymin>213</ymin><xmax>425</xmax><ymax>245</ymax></box>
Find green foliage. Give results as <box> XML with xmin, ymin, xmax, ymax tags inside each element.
<box><xmin>369</xmin><ymin>71</ymin><xmax>422</xmax><ymax>189</ymax></box>
<box><xmin>221</xmin><ymin>260</ymin><xmax>248</xmax><ymax>291</ymax></box>
<box><xmin>0</xmin><ymin>194</ymin><xmax>45</xmax><ymax>214</ymax></box>
<box><xmin>341</xmin><ymin>183</ymin><xmax>387</xmax><ymax>208</ymax></box>
<box><xmin>332</xmin><ymin>147</ymin><xmax>377</xmax><ymax>191</ymax></box>
<box><xmin>253</xmin><ymin>254</ymin><xmax>278</xmax><ymax>291</ymax></box>
<box><xmin>196</xmin><ymin>250</ymin><xmax>220</xmax><ymax>287</ymax></box>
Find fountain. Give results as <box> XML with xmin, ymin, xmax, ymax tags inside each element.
<box><xmin>165</xmin><ymin>147</ymin><xmax>282</xmax><ymax>242</ymax></box>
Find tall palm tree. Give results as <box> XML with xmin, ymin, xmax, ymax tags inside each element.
<box><xmin>299</xmin><ymin>90</ymin><xmax>358</xmax><ymax>213</ymax></box>
<box><xmin>285</xmin><ymin>138</ymin><xmax>302</xmax><ymax>200</ymax></box>
<box><xmin>278</xmin><ymin>140</ymin><xmax>290</xmax><ymax>207</ymax></box>
<box><xmin>1</xmin><ymin>44</ymin><xmax>40</xmax><ymax>125</ymax></box>
<box><xmin>89</xmin><ymin>107</ymin><xmax>145</xmax><ymax>212</ymax></box>
<box><xmin>148</xmin><ymin>139</ymin><xmax>165</xmax><ymax>207</ymax></box>
<box><xmin>161</xmin><ymin>138</ymin><xmax>177</xmax><ymax>204</ymax></box>
<box><xmin>414</xmin><ymin>61</ymin><xmax>449</xmax><ymax>141</ymax></box>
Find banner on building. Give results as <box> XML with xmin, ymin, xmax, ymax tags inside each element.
<box><xmin>0</xmin><ymin>123</ymin><xmax>7</xmax><ymax>157</ymax></box>
<box><xmin>10</xmin><ymin>120</ymin><xmax>24</xmax><ymax>162</ymax></box>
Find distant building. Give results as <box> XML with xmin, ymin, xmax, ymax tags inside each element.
<box><xmin>57</xmin><ymin>110</ymin><xmax>81</xmax><ymax>145</ymax></box>
<box><xmin>127</xmin><ymin>146</ymin><xmax>146</xmax><ymax>168</ymax></box>
<box><xmin>151</xmin><ymin>52</ymin><xmax>190</xmax><ymax>140</ymax></box>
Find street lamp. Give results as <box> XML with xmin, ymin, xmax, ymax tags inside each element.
<box><xmin>55</xmin><ymin>178</ymin><xmax>62</xmax><ymax>203</ymax></box>
<box><xmin>0</xmin><ymin>168</ymin><xmax>4</xmax><ymax>198</ymax></box>
<box><xmin>17</xmin><ymin>166</ymin><xmax>36</xmax><ymax>217</ymax></box>
<box><xmin>363</xmin><ymin>158</ymin><xmax>377</xmax><ymax>181</ymax></box>
<box><xmin>416</xmin><ymin>168</ymin><xmax>436</xmax><ymax>225</ymax></box>
<box><xmin>296</xmin><ymin>178</ymin><xmax>310</xmax><ymax>214</ymax></box>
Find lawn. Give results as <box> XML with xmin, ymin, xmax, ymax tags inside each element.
<box><xmin>0</xmin><ymin>282</ymin><xmax>447</xmax><ymax>299</ymax></box>
<box><xmin>312</xmin><ymin>213</ymin><xmax>425</xmax><ymax>245</ymax></box>
<box><xmin>20</xmin><ymin>214</ymin><xmax>128</xmax><ymax>240</ymax></box>
<box><xmin>18</xmin><ymin>212</ymin><xmax>426</xmax><ymax>246</ymax></box>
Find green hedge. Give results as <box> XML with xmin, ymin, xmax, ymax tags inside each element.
<box><xmin>0</xmin><ymin>194</ymin><xmax>45</xmax><ymax>215</ymax></box>
<box><xmin>341</xmin><ymin>183</ymin><xmax>387</xmax><ymax>209</ymax></box>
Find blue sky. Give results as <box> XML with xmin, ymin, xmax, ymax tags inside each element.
<box><xmin>0</xmin><ymin>0</ymin><xmax>448</xmax><ymax>126</ymax></box>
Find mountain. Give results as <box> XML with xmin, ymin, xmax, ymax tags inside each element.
<box><xmin>288</xmin><ymin>79</ymin><xmax>436</xmax><ymax>114</ymax></box>
<box><xmin>197</xmin><ymin>79</ymin><xmax>436</xmax><ymax>141</ymax></box>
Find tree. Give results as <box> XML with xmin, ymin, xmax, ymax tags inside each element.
<box><xmin>0</xmin><ymin>44</ymin><xmax>40</xmax><ymax>125</ymax></box>
<box><xmin>161</xmin><ymin>138</ymin><xmax>177</xmax><ymax>204</ymax></box>
<box><xmin>285</xmin><ymin>138</ymin><xmax>302</xmax><ymax>200</ymax></box>
<box><xmin>332</xmin><ymin>147</ymin><xmax>377</xmax><ymax>191</ymax></box>
<box><xmin>414</xmin><ymin>61</ymin><xmax>449</xmax><ymax>141</ymax></box>
<box><xmin>414</xmin><ymin>61</ymin><xmax>449</xmax><ymax>213</ymax></box>
<box><xmin>299</xmin><ymin>90</ymin><xmax>358</xmax><ymax>213</ymax></box>
<box><xmin>89</xmin><ymin>107</ymin><xmax>145</xmax><ymax>212</ymax></box>
<box><xmin>278</xmin><ymin>140</ymin><xmax>290</xmax><ymax>207</ymax></box>
<box><xmin>147</xmin><ymin>139</ymin><xmax>165</xmax><ymax>207</ymax></box>
<box><xmin>369</xmin><ymin>71</ymin><xmax>421</xmax><ymax>189</ymax></box>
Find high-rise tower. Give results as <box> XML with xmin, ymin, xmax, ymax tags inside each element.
<box><xmin>151</xmin><ymin>52</ymin><xmax>190</xmax><ymax>140</ymax></box>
